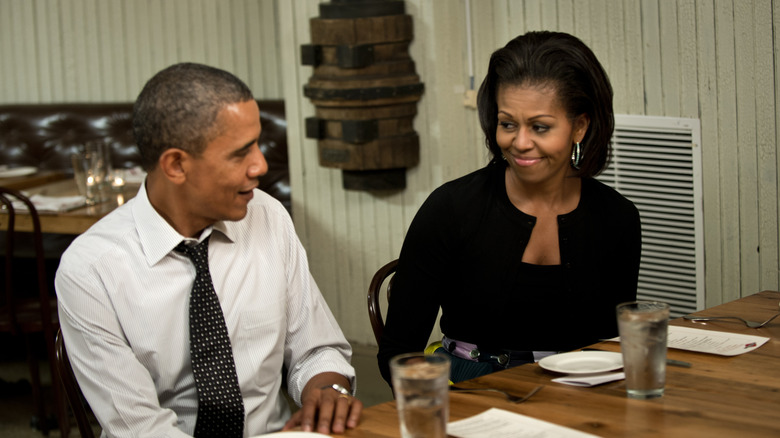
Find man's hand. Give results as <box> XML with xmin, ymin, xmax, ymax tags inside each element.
<box><xmin>282</xmin><ymin>372</ymin><xmax>363</xmax><ymax>434</ymax></box>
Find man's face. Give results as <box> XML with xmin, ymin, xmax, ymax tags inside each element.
<box><xmin>182</xmin><ymin>100</ymin><xmax>267</xmax><ymax>227</ymax></box>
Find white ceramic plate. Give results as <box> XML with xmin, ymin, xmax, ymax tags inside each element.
<box><xmin>538</xmin><ymin>351</ymin><xmax>623</xmax><ymax>374</ymax></box>
<box><xmin>0</xmin><ymin>166</ymin><xmax>37</xmax><ymax>178</ymax></box>
<box><xmin>250</xmin><ymin>432</ymin><xmax>332</xmax><ymax>438</ymax></box>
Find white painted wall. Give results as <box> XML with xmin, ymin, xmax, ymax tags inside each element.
<box><xmin>2</xmin><ymin>0</ymin><xmax>778</xmax><ymax>347</ymax></box>
<box><xmin>0</xmin><ymin>0</ymin><xmax>283</xmax><ymax>101</ymax></box>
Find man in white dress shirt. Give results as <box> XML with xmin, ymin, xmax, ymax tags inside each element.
<box><xmin>55</xmin><ymin>62</ymin><xmax>362</xmax><ymax>437</ymax></box>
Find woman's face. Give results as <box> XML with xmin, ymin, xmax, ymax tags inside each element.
<box><xmin>495</xmin><ymin>84</ymin><xmax>588</xmax><ymax>186</ymax></box>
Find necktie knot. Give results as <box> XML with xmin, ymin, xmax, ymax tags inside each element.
<box><xmin>176</xmin><ymin>237</ymin><xmax>210</xmax><ymax>274</ymax></box>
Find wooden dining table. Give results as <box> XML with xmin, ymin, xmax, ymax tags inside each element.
<box><xmin>0</xmin><ymin>175</ymin><xmax>140</xmax><ymax>234</ymax></box>
<box><xmin>0</xmin><ymin>169</ymin><xmax>70</xmax><ymax>191</ymax></box>
<box><xmin>347</xmin><ymin>290</ymin><xmax>780</xmax><ymax>437</ymax></box>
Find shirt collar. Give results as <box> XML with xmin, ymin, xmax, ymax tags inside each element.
<box><xmin>131</xmin><ymin>182</ymin><xmax>236</xmax><ymax>266</ymax></box>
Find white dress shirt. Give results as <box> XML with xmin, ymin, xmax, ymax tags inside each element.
<box><xmin>55</xmin><ymin>184</ymin><xmax>355</xmax><ymax>437</ymax></box>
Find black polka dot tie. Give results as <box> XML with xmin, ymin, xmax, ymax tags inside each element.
<box><xmin>176</xmin><ymin>237</ymin><xmax>244</xmax><ymax>438</ymax></box>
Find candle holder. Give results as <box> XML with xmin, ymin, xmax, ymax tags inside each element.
<box><xmin>110</xmin><ymin>169</ymin><xmax>126</xmax><ymax>191</ymax></box>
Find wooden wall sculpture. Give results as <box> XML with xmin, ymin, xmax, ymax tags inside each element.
<box><xmin>301</xmin><ymin>0</ymin><xmax>424</xmax><ymax>191</ymax></box>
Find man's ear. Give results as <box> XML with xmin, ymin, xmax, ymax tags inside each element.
<box><xmin>158</xmin><ymin>148</ymin><xmax>188</xmax><ymax>184</ymax></box>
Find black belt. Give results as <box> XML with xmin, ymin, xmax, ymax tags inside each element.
<box><xmin>475</xmin><ymin>350</ymin><xmax>534</xmax><ymax>366</ymax></box>
<box><xmin>445</xmin><ymin>341</ymin><xmax>534</xmax><ymax>367</ymax></box>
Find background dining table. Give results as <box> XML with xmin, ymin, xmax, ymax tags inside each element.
<box><xmin>0</xmin><ymin>169</ymin><xmax>69</xmax><ymax>191</ymax></box>
<box><xmin>0</xmin><ymin>175</ymin><xmax>140</xmax><ymax>235</ymax></box>
<box><xmin>346</xmin><ymin>290</ymin><xmax>780</xmax><ymax>437</ymax></box>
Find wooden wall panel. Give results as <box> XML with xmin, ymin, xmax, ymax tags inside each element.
<box><xmin>641</xmin><ymin>0</ymin><xmax>663</xmax><ymax>115</ymax></box>
<box><xmin>751</xmin><ymin>0</ymin><xmax>778</xmax><ymax>292</ymax></box>
<box><xmin>678</xmin><ymin>0</ymin><xmax>699</xmax><ymax>118</ymax></box>
<box><xmin>734</xmin><ymin>1</ymin><xmax>760</xmax><ymax>297</ymax></box>
<box><xmin>605</xmin><ymin>0</ymin><xmax>627</xmax><ymax>112</ymax></box>
<box><xmin>0</xmin><ymin>0</ymin><xmax>283</xmax><ymax>103</ymax></box>
<box><xmin>659</xmin><ymin>0</ymin><xmax>681</xmax><ymax>115</ymax></box>
<box><xmin>34</xmin><ymin>0</ymin><xmax>54</xmax><ymax>101</ymax></box>
<box><xmin>694</xmin><ymin>1</ymin><xmax>721</xmax><ymax>308</ymax></box>
<box><xmin>774</xmin><ymin>0</ymin><xmax>780</xmax><ymax>291</ymax></box>
<box><xmin>623</xmin><ymin>0</ymin><xmax>645</xmax><ymax>114</ymax></box>
<box><xmin>14</xmin><ymin>1</ymin><xmax>36</xmax><ymax>101</ymax></box>
<box><xmin>714</xmin><ymin>1</ymin><xmax>741</xmax><ymax>305</ymax></box>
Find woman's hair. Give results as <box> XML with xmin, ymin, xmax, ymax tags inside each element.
<box><xmin>477</xmin><ymin>31</ymin><xmax>614</xmax><ymax>177</ymax></box>
<box><xmin>132</xmin><ymin>62</ymin><xmax>254</xmax><ymax>171</ymax></box>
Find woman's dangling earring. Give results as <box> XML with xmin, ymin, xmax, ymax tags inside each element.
<box><xmin>571</xmin><ymin>142</ymin><xmax>583</xmax><ymax>170</ymax></box>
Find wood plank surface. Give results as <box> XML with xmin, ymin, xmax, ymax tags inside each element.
<box><xmin>0</xmin><ymin>171</ymin><xmax>68</xmax><ymax>191</ymax></box>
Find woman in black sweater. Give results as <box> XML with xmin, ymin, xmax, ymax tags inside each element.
<box><xmin>378</xmin><ymin>31</ymin><xmax>641</xmax><ymax>384</ymax></box>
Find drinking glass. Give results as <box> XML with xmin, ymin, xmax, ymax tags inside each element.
<box><xmin>390</xmin><ymin>353</ymin><xmax>450</xmax><ymax>438</ymax></box>
<box><xmin>617</xmin><ymin>301</ymin><xmax>670</xmax><ymax>399</ymax></box>
<box><xmin>71</xmin><ymin>140</ymin><xmax>110</xmax><ymax>205</ymax></box>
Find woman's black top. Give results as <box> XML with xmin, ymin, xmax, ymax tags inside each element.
<box><xmin>377</xmin><ymin>161</ymin><xmax>642</xmax><ymax>383</ymax></box>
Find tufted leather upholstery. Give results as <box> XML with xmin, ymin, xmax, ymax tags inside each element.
<box><xmin>0</xmin><ymin>100</ymin><xmax>291</xmax><ymax>214</ymax></box>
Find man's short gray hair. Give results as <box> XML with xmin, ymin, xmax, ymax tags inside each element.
<box><xmin>132</xmin><ymin>62</ymin><xmax>254</xmax><ymax>171</ymax></box>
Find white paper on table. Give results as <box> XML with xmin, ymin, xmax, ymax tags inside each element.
<box><xmin>448</xmin><ymin>408</ymin><xmax>601</xmax><ymax>438</ymax></box>
<box><xmin>608</xmin><ymin>325</ymin><xmax>769</xmax><ymax>356</ymax></box>
<box><xmin>11</xmin><ymin>194</ymin><xmax>86</xmax><ymax>213</ymax></box>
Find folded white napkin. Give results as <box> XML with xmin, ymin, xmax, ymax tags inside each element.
<box><xmin>552</xmin><ymin>371</ymin><xmax>625</xmax><ymax>387</ymax></box>
<box><xmin>12</xmin><ymin>194</ymin><xmax>86</xmax><ymax>213</ymax></box>
<box><xmin>122</xmin><ymin>166</ymin><xmax>147</xmax><ymax>184</ymax></box>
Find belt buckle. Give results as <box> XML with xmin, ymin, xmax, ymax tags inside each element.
<box><xmin>491</xmin><ymin>353</ymin><xmax>510</xmax><ymax>366</ymax></box>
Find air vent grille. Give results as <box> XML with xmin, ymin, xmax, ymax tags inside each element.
<box><xmin>598</xmin><ymin>115</ymin><xmax>703</xmax><ymax>317</ymax></box>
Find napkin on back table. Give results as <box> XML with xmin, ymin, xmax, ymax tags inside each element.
<box><xmin>9</xmin><ymin>194</ymin><xmax>86</xmax><ymax>213</ymax></box>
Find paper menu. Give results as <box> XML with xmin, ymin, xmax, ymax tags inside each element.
<box><xmin>666</xmin><ymin>325</ymin><xmax>769</xmax><ymax>355</ymax></box>
<box><xmin>608</xmin><ymin>325</ymin><xmax>769</xmax><ymax>356</ymax></box>
<box><xmin>448</xmin><ymin>408</ymin><xmax>600</xmax><ymax>438</ymax></box>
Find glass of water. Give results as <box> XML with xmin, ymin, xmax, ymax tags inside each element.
<box><xmin>617</xmin><ymin>301</ymin><xmax>670</xmax><ymax>399</ymax></box>
<box><xmin>390</xmin><ymin>353</ymin><xmax>450</xmax><ymax>438</ymax></box>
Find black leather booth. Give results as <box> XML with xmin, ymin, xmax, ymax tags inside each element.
<box><xmin>0</xmin><ymin>99</ymin><xmax>290</xmax><ymax>213</ymax></box>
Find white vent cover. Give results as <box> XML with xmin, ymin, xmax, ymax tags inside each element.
<box><xmin>597</xmin><ymin>114</ymin><xmax>703</xmax><ymax>317</ymax></box>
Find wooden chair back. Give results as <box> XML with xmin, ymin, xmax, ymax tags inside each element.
<box><xmin>0</xmin><ymin>187</ymin><xmax>68</xmax><ymax>436</ymax></box>
<box><xmin>55</xmin><ymin>328</ymin><xmax>96</xmax><ymax>438</ymax></box>
<box><xmin>367</xmin><ymin>259</ymin><xmax>399</xmax><ymax>344</ymax></box>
